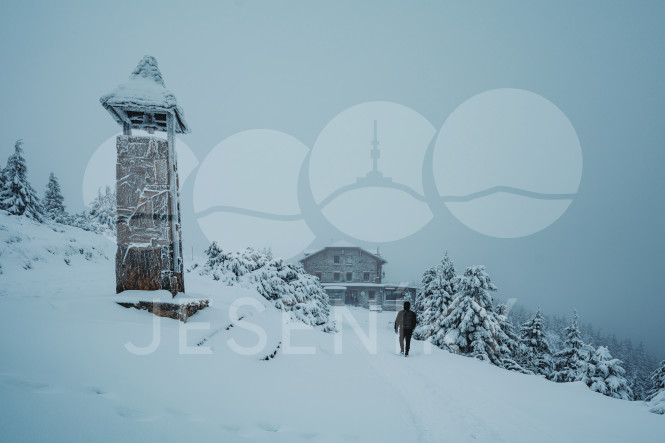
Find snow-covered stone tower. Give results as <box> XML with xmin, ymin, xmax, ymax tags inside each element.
<box><xmin>100</xmin><ymin>56</ymin><xmax>188</xmax><ymax>296</ymax></box>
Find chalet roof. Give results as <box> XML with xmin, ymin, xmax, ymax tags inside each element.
<box><xmin>299</xmin><ymin>243</ymin><xmax>387</xmax><ymax>264</ymax></box>
<box><xmin>100</xmin><ymin>56</ymin><xmax>190</xmax><ymax>134</ymax></box>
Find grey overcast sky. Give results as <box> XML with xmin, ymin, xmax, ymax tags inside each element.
<box><xmin>1</xmin><ymin>0</ymin><xmax>664</xmax><ymax>357</ymax></box>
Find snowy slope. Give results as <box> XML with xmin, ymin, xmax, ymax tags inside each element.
<box><xmin>0</xmin><ymin>212</ymin><xmax>662</xmax><ymax>443</ymax></box>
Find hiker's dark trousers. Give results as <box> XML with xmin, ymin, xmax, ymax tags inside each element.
<box><xmin>403</xmin><ymin>328</ymin><xmax>414</xmax><ymax>355</ymax></box>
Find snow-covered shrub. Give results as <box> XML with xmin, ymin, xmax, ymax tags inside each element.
<box><xmin>64</xmin><ymin>211</ymin><xmax>100</xmax><ymax>233</ymax></box>
<box><xmin>647</xmin><ymin>391</ymin><xmax>665</xmax><ymax>415</ymax></box>
<box><xmin>202</xmin><ymin>242</ymin><xmax>334</xmax><ymax>331</ymax></box>
<box><xmin>583</xmin><ymin>346</ymin><xmax>632</xmax><ymax>400</ymax></box>
<box><xmin>88</xmin><ymin>186</ymin><xmax>116</xmax><ymax>234</ymax></box>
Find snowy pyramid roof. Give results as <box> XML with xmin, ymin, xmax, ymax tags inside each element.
<box><xmin>100</xmin><ymin>56</ymin><xmax>190</xmax><ymax>134</ymax></box>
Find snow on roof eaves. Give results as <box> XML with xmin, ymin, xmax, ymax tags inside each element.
<box><xmin>328</xmin><ymin>240</ymin><xmax>358</xmax><ymax>248</ymax></box>
<box><xmin>100</xmin><ymin>56</ymin><xmax>190</xmax><ymax>134</ymax></box>
<box><xmin>299</xmin><ymin>242</ymin><xmax>387</xmax><ymax>264</ymax></box>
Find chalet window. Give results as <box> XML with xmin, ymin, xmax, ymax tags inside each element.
<box><xmin>369</xmin><ymin>290</ymin><xmax>376</xmax><ymax>300</ymax></box>
<box><xmin>333</xmin><ymin>272</ymin><xmax>341</xmax><ymax>281</ymax></box>
<box><xmin>334</xmin><ymin>255</ymin><xmax>340</xmax><ymax>264</ymax></box>
<box><xmin>363</xmin><ymin>272</ymin><xmax>370</xmax><ymax>282</ymax></box>
<box><xmin>346</xmin><ymin>272</ymin><xmax>353</xmax><ymax>281</ymax></box>
<box><xmin>315</xmin><ymin>272</ymin><xmax>322</xmax><ymax>280</ymax></box>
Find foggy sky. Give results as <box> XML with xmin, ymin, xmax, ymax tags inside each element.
<box><xmin>1</xmin><ymin>0</ymin><xmax>664</xmax><ymax>358</ymax></box>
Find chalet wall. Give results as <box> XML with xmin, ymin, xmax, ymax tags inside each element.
<box><xmin>301</xmin><ymin>247</ymin><xmax>383</xmax><ymax>284</ymax></box>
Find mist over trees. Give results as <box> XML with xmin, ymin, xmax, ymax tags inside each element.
<box><xmin>1</xmin><ymin>139</ymin><xmax>116</xmax><ymax>234</ymax></box>
<box><xmin>415</xmin><ymin>251</ymin><xmax>661</xmax><ymax>403</ymax></box>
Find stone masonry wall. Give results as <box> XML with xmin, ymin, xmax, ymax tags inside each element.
<box><xmin>115</xmin><ymin>135</ymin><xmax>184</xmax><ymax>295</ymax></box>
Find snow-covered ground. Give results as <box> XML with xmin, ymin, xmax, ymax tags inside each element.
<box><xmin>0</xmin><ymin>213</ymin><xmax>662</xmax><ymax>442</ymax></box>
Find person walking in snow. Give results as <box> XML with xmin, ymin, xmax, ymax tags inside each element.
<box><xmin>395</xmin><ymin>301</ymin><xmax>417</xmax><ymax>356</ymax></box>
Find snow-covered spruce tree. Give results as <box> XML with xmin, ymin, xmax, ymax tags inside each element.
<box><xmin>0</xmin><ymin>160</ymin><xmax>5</xmax><ymax>195</ymax></box>
<box><xmin>0</xmin><ymin>140</ymin><xmax>43</xmax><ymax>221</ymax></box>
<box><xmin>88</xmin><ymin>186</ymin><xmax>116</xmax><ymax>234</ymax></box>
<box><xmin>632</xmin><ymin>342</ymin><xmax>652</xmax><ymax>400</ymax></box>
<box><xmin>414</xmin><ymin>252</ymin><xmax>458</xmax><ymax>342</ymax></box>
<box><xmin>496</xmin><ymin>304</ymin><xmax>531</xmax><ymax>374</ymax></box>
<box><xmin>413</xmin><ymin>266</ymin><xmax>437</xmax><ymax>332</ymax></box>
<box><xmin>43</xmin><ymin>172</ymin><xmax>66</xmax><ymax>222</ymax></box>
<box><xmin>553</xmin><ymin>311</ymin><xmax>591</xmax><ymax>383</ymax></box>
<box><xmin>583</xmin><ymin>346</ymin><xmax>633</xmax><ymax>400</ymax></box>
<box><xmin>414</xmin><ymin>267</ymin><xmax>436</xmax><ymax>322</ymax></box>
<box><xmin>438</xmin><ymin>265</ymin><xmax>510</xmax><ymax>366</ymax></box>
<box><xmin>647</xmin><ymin>360</ymin><xmax>665</xmax><ymax>414</ymax></box>
<box><xmin>520</xmin><ymin>307</ymin><xmax>554</xmax><ymax>377</ymax></box>
<box><xmin>647</xmin><ymin>360</ymin><xmax>665</xmax><ymax>402</ymax></box>
<box><xmin>203</xmin><ymin>242</ymin><xmax>268</xmax><ymax>283</ymax></box>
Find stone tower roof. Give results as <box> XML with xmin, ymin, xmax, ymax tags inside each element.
<box><xmin>100</xmin><ymin>56</ymin><xmax>190</xmax><ymax>134</ymax></box>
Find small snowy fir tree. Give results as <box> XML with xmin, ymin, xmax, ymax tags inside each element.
<box><xmin>647</xmin><ymin>360</ymin><xmax>665</xmax><ymax>401</ymax></box>
<box><xmin>583</xmin><ymin>346</ymin><xmax>632</xmax><ymax>400</ymax></box>
<box><xmin>0</xmin><ymin>160</ymin><xmax>4</xmax><ymax>194</ymax></box>
<box><xmin>647</xmin><ymin>360</ymin><xmax>665</xmax><ymax>414</ymax></box>
<box><xmin>43</xmin><ymin>172</ymin><xmax>67</xmax><ymax>222</ymax></box>
<box><xmin>439</xmin><ymin>265</ymin><xmax>510</xmax><ymax>366</ymax></box>
<box><xmin>632</xmin><ymin>342</ymin><xmax>653</xmax><ymax>400</ymax></box>
<box><xmin>520</xmin><ymin>307</ymin><xmax>553</xmax><ymax>377</ymax></box>
<box><xmin>414</xmin><ymin>252</ymin><xmax>458</xmax><ymax>342</ymax></box>
<box><xmin>0</xmin><ymin>140</ymin><xmax>43</xmax><ymax>221</ymax></box>
<box><xmin>553</xmin><ymin>311</ymin><xmax>590</xmax><ymax>382</ymax></box>
<box><xmin>88</xmin><ymin>186</ymin><xmax>116</xmax><ymax>234</ymax></box>
<box><xmin>496</xmin><ymin>304</ymin><xmax>531</xmax><ymax>374</ymax></box>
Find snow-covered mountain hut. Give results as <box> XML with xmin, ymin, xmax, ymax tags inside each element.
<box><xmin>100</xmin><ymin>56</ymin><xmax>188</xmax><ymax>296</ymax></box>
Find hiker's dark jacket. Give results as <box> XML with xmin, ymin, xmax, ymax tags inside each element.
<box><xmin>395</xmin><ymin>309</ymin><xmax>417</xmax><ymax>331</ymax></box>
